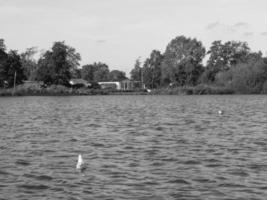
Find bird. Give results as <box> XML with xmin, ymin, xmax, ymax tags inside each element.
<box><xmin>76</xmin><ymin>154</ymin><xmax>86</xmax><ymax>172</ymax></box>
<box><xmin>218</xmin><ymin>110</ymin><xmax>223</xmax><ymax>115</ymax></box>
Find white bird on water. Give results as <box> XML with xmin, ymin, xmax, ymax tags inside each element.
<box><xmin>218</xmin><ymin>110</ymin><xmax>223</xmax><ymax>115</ymax></box>
<box><xmin>76</xmin><ymin>154</ymin><xmax>86</xmax><ymax>172</ymax></box>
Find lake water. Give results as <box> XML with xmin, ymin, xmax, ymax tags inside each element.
<box><xmin>0</xmin><ymin>95</ymin><xmax>267</xmax><ymax>200</ymax></box>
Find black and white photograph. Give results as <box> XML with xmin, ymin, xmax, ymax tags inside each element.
<box><xmin>0</xmin><ymin>0</ymin><xmax>267</xmax><ymax>199</ymax></box>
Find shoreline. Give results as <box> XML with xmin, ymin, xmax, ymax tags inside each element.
<box><xmin>0</xmin><ymin>84</ymin><xmax>246</xmax><ymax>96</ymax></box>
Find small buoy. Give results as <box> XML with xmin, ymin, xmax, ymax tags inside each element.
<box><xmin>76</xmin><ymin>154</ymin><xmax>86</xmax><ymax>171</ymax></box>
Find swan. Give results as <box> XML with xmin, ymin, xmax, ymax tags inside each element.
<box><xmin>76</xmin><ymin>154</ymin><xmax>86</xmax><ymax>171</ymax></box>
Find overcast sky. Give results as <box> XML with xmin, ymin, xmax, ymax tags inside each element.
<box><xmin>1</xmin><ymin>0</ymin><xmax>267</xmax><ymax>75</ymax></box>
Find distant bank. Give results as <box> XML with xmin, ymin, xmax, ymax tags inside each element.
<box><xmin>0</xmin><ymin>84</ymin><xmax>241</xmax><ymax>96</ymax></box>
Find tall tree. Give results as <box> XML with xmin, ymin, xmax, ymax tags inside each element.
<box><xmin>203</xmin><ymin>40</ymin><xmax>251</xmax><ymax>83</ymax></box>
<box><xmin>81</xmin><ymin>62</ymin><xmax>110</xmax><ymax>82</ymax></box>
<box><xmin>81</xmin><ymin>64</ymin><xmax>96</xmax><ymax>82</ymax></box>
<box><xmin>36</xmin><ymin>41</ymin><xmax>81</xmax><ymax>85</ymax></box>
<box><xmin>130</xmin><ymin>58</ymin><xmax>142</xmax><ymax>81</ymax></box>
<box><xmin>2</xmin><ymin>50</ymin><xmax>25</xmax><ymax>87</ymax></box>
<box><xmin>161</xmin><ymin>36</ymin><xmax>205</xmax><ymax>86</ymax></box>
<box><xmin>0</xmin><ymin>39</ymin><xmax>8</xmax><ymax>87</ymax></box>
<box><xmin>143</xmin><ymin>50</ymin><xmax>163</xmax><ymax>88</ymax></box>
<box><xmin>21</xmin><ymin>47</ymin><xmax>38</xmax><ymax>81</ymax></box>
<box><xmin>93</xmin><ymin>62</ymin><xmax>110</xmax><ymax>82</ymax></box>
<box><xmin>0</xmin><ymin>39</ymin><xmax>6</xmax><ymax>52</ymax></box>
<box><xmin>108</xmin><ymin>70</ymin><xmax>127</xmax><ymax>81</ymax></box>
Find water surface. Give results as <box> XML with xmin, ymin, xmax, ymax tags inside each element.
<box><xmin>0</xmin><ymin>95</ymin><xmax>267</xmax><ymax>200</ymax></box>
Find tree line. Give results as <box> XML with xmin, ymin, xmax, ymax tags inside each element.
<box><xmin>130</xmin><ymin>36</ymin><xmax>267</xmax><ymax>93</ymax></box>
<box><xmin>1</xmin><ymin>36</ymin><xmax>267</xmax><ymax>93</ymax></box>
<box><xmin>0</xmin><ymin>39</ymin><xmax>127</xmax><ymax>88</ymax></box>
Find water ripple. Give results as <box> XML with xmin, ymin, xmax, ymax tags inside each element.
<box><xmin>0</xmin><ymin>95</ymin><xmax>267</xmax><ymax>199</ymax></box>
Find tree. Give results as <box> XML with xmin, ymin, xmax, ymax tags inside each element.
<box><xmin>20</xmin><ymin>47</ymin><xmax>38</xmax><ymax>81</ymax></box>
<box><xmin>215</xmin><ymin>53</ymin><xmax>267</xmax><ymax>93</ymax></box>
<box><xmin>108</xmin><ymin>70</ymin><xmax>127</xmax><ymax>81</ymax></box>
<box><xmin>0</xmin><ymin>39</ymin><xmax>6</xmax><ymax>52</ymax></box>
<box><xmin>0</xmin><ymin>39</ymin><xmax>8</xmax><ymax>87</ymax></box>
<box><xmin>130</xmin><ymin>58</ymin><xmax>142</xmax><ymax>81</ymax></box>
<box><xmin>142</xmin><ymin>50</ymin><xmax>163</xmax><ymax>88</ymax></box>
<box><xmin>161</xmin><ymin>36</ymin><xmax>205</xmax><ymax>86</ymax></box>
<box><xmin>72</xmin><ymin>68</ymin><xmax>82</xmax><ymax>79</ymax></box>
<box><xmin>36</xmin><ymin>41</ymin><xmax>81</xmax><ymax>86</ymax></box>
<box><xmin>93</xmin><ymin>62</ymin><xmax>109</xmax><ymax>82</ymax></box>
<box><xmin>1</xmin><ymin>50</ymin><xmax>25</xmax><ymax>87</ymax></box>
<box><xmin>81</xmin><ymin>62</ymin><xmax>110</xmax><ymax>82</ymax></box>
<box><xmin>203</xmin><ymin>40</ymin><xmax>251</xmax><ymax>83</ymax></box>
<box><xmin>81</xmin><ymin>64</ymin><xmax>96</xmax><ymax>82</ymax></box>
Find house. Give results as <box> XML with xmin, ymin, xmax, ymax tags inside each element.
<box><xmin>98</xmin><ymin>80</ymin><xmax>144</xmax><ymax>90</ymax></box>
<box><xmin>69</xmin><ymin>79</ymin><xmax>92</xmax><ymax>88</ymax></box>
<box><xmin>98</xmin><ymin>82</ymin><xmax>121</xmax><ymax>90</ymax></box>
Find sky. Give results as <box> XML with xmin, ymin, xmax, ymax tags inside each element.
<box><xmin>1</xmin><ymin>0</ymin><xmax>267</xmax><ymax>75</ymax></box>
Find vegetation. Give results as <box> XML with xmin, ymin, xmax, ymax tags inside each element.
<box><xmin>0</xmin><ymin>35</ymin><xmax>267</xmax><ymax>96</ymax></box>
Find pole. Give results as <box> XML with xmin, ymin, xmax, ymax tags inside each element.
<box><xmin>141</xmin><ymin>68</ymin><xmax>144</xmax><ymax>89</ymax></box>
<box><xmin>13</xmin><ymin>71</ymin><xmax>16</xmax><ymax>95</ymax></box>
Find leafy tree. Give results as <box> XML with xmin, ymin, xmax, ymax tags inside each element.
<box><xmin>93</xmin><ymin>62</ymin><xmax>109</xmax><ymax>82</ymax></box>
<box><xmin>81</xmin><ymin>64</ymin><xmax>96</xmax><ymax>82</ymax></box>
<box><xmin>81</xmin><ymin>62</ymin><xmax>110</xmax><ymax>82</ymax></box>
<box><xmin>161</xmin><ymin>36</ymin><xmax>205</xmax><ymax>86</ymax></box>
<box><xmin>36</xmin><ymin>41</ymin><xmax>81</xmax><ymax>86</ymax></box>
<box><xmin>20</xmin><ymin>47</ymin><xmax>38</xmax><ymax>81</ymax></box>
<box><xmin>108</xmin><ymin>70</ymin><xmax>127</xmax><ymax>81</ymax></box>
<box><xmin>0</xmin><ymin>50</ymin><xmax>25</xmax><ymax>87</ymax></box>
<box><xmin>0</xmin><ymin>39</ymin><xmax>6</xmax><ymax>52</ymax></box>
<box><xmin>130</xmin><ymin>58</ymin><xmax>142</xmax><ymax>81</ymax></box>
<box><xmin>0</xmin><ymin>39</ymin><xmax>8</xmax><ymax>87</ymax></box>
<box><xmin>203</xmin><ymin>40</ymin><xmax>251</xmax><ymax>83</ymax></box>
<box><xmin>215</xmin><ymin>54</ymin><xmax>267</xmax><ymax>93</ymax></box>
<box><xmin>142</xmin><ymin>50</ymin><xmax>163</xmax><ymax>88</ymax></box>
<box><xmin>72</xmin><ymin>68</ymin><xmax>82</xmax><ymax>79</ymax></box>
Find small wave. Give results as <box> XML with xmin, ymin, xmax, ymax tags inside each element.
<box><xmin>36</xmin><ymin>175</ymin><xmax>53</xmax><ymax>181</ymax></box>
<box><xmin>218</xmin><ymin>183</ymin><xmax>246</xmax><ymax>188</ymax></box>
<box><xmin>17</xmin><ymin>184</ymin><xmax>49</xmax><ymax>190</ymax></box>
<box><xmin>0</xmin><ymin>170</ymin><xmax>9</xmax><ymax>175</ymax></box>
<box><xmin>193</xmin><ymin>178</ymin><xmax>215</xmax><ymax>183</ymax></box>
<box><xmin>183</xmin><ymin>160</ymin><xmax>201</xmax><ymax>165</ymax></box>
<box><xmin>168</xmin><ymin>179</ymin><xmax>190</xmax><ymax>185</ymax></box>
<box><xmin>228</xmin><ymin>170</ymin><xmax>249</xmax><ymax>177</ymax></box>
<box><xmin>15</xmin><ymin>159</ymin><xmax>30</xmax><ymax>166</ymax></box>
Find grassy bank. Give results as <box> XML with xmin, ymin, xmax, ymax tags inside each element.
<box><xmin>150</xmin><ymin>84</ymin><xmax>234</xmax><ymax>95</ymax></box>
<box><xmin>0</xmin><ymin>83</ymin><xmax>254</xmax><ymax>97</ymax></box>
<box><xmin>0</xmin><ymin>84</ymin><xmax>149</xmax><ymax>96</ymax></box>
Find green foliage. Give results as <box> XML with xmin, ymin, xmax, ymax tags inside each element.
<box><xmin>36</xmin><ymin>41</ymin><xmax>80</xmax><ymax>86</ymax></box>
<box><xmin>21</xmin><ymin>47</ymin><xmax>38</xmax><ymax>81</ymax></box>
<box><xmin>0</xmin><ymin>50</ymin><xmax>25</xmax><ymax>88</ymax></box>
<box><xmin>204</xmin><ymin>40</ymin><xmax>251</xmax><ymax>83</ymax></box>
<box><xmin>130</xmin><ymin>58</ymin><xmax>142</xmax><ymax>81</ymax></box>
<box><xmin>143</xmin><ymin>50</ymin><xmax>163</xmax><ymax>89</ymax></box>
<box><xmin>0</xmin><ymin>39</ymin><xmax>6</xmax><ymax>51</ymax></box>
<box><xmin>108</xmin><ymin>70</ymin><xmax>127</xmax><ymax>81</ymax></box>
<box><xmin>93</xmin><ymin>62</ymin><xmax>109</xmax><ymax>81</ymax></box>
<box><xmin>161</xmin><ymin>36</ymin><xmax>205</xmax><ymax>86</ymax></box>
<box><xmin>215</xmin><ymin>57</ymin><xmax>267</xmax><ymax>93</ymax></box>
<box><xmin>81</xmin><ymin>62</ymin><xmax>110</xmax><ymax>82</ymax></box>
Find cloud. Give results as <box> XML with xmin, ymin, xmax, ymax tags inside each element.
<box><xmin>205</xmin><ymin>22</ymin><xmax>235</xmax><ymax>32</ymax></box>
<box><xmin>206</xmin><ymin>21</ymin><xmax>251</xmax><ymax>34</ymax></box>
<box><xmin>96</xmin><ymin>39</ymin><xmax>107</xmax><ymax>44</ymax></box>
<box><xmin>233</xmin><ymin>22</ymin><xmax>249</xmax><ymax>28</ymax></box>
<box><xmin>243</xmin><ymin>32</ymin><xmax>253</xmax><ymax>37</ymax></box>
<box><xmin>206</xmin><ymin>22</ymin><xmax>220</xmax><ymax>30</ymax></box>
<box><xmin>261</xmin><ymin>32</ymin><xmax>267</xmax><ymax>36</ymax></box>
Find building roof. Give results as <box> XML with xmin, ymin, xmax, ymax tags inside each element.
<box><xmin>69</xmin><ymin>79</ymin><xmax>90</xmax><ymax>86</ymax></box>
